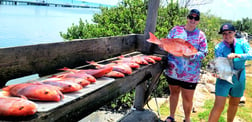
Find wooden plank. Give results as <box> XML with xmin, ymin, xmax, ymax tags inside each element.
<box><xmin>0</xmin><ymin>35</ymin><xmax>137</xmax><ymax>87</ymax></box>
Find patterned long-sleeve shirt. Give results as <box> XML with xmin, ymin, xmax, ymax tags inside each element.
<box><xmin>164</xmin><ymin>25</ymin><xmax>208</xmax><ymax>83</ymax></box>
<box><xmin>215</xmin><ymin>38</ymin><xmax>252</xmax><ymax>82</ymax></box>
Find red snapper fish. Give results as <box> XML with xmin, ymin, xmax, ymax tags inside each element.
<box><xmin>40</xmin><ymin>78</ymin><xmax>83</xmax><ymax>93</ymax></box>
<box><xmin>111</xmin><ymin>60</ymin><xmax>140</xmax><ymax>69</ymax></box>
<box><xmin>118</xmin><ymin>55</ymin><xmax>148</xmax><ymax>65</ymax></box>
<box><xmin>146</xmin><ymin>55</ymin><xmax>162</xmax><ymax>61</ymax></box>
<box><xmin>104</xmin><ymin>71</ymin><xmax>125</xmax><ymax>78</ymax></box>
<box><xmin>0</xmin><ymin>96</ymin><xmax>37</xmax><ymax>116</ymax></box>
<box><xmin>2</xmin><ymin>83</ymin><xmax>64</xmax><ymax>102</ymax></box>
<box><xmin>59</xmin><ymin>66</ymin><xmax>113</xmax><ymax>78</ymax></box>
<box><xmin>55</xmin><ymin>71</ymin><xmax>96</xmax><ymax>83</ymax></box>
<box><xmin>147</xmin><ymin>32</ymin><xmax>198</xmax><ymax>57</ymax></box>
<box><xmin>48</xmin><ymin>77</ymin><xmax>90</xmax><ymax>87</ymax></box>
<box><xmin>136</xmin><ymin>55</ymin><xmax>156</xmax><ymax>64</ymax></box>
<box><xmin>87</xmin><ymin>61</ymin><xmax>132</xmax><ymax>75</ymax></box>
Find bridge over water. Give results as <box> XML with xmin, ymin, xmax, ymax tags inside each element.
<box><xmin>0</xmin><ymin>0</ymin><xmax>100</xmax><ymax>8</ymax></box>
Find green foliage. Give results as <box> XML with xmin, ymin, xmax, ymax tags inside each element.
<box><xmin>106</xmin><ymin>91</ymin><xmax>135</xmax><ymax>110</ymax></box>
<box><xmin>153</xmin><ymin>74</ymin><xmax>169</xmax><ymax>97</ymax></box>
<box><xmin>233</xmin><ymin>17</ymin><xmax>252</xmax><ymax>34</ymax></box>
<box><xmin>60</xmin><ymin>0</ymin><xmax>148</xmax><ymax>40</ymax></box>
<box><xmin>155</xmin><ymin>1</ymin><xmax>187</xmax><ymax>38</ymax></box>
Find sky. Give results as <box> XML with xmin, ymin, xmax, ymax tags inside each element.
<box><xmin>84</xmin><ymin>0</ymin><xmax>251</xmax><ymax>21</ymax></box>
<box><xmin>198</xmin><ymin>0</ymin><xmax>252</xmax><ymax>21</ymax></box>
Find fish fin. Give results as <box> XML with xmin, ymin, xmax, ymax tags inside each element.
<box><xmin>147</xmin><ymin>32</ymin><xmax>161</xmax><ymax>45</ymax></box>
<box><xmin>20</xmin><ymin>95</ymin><xmax>28</xmax><ymax>100</ymax></box>
<box><xmin>233</xmin><ymin>68</ymin><xmax>244</xmax><ymax>81</ymax></box>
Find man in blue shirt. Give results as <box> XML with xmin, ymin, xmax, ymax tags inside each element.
<box><xmin>208</xmin><ymin>23</ymin><xmax>252</xmax><ymax>122</ymax></box>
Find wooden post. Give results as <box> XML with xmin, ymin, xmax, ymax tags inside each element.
<box><xmin>134</xmin><ymin>0</ymin><xmax>160</xmax><ymax>111</ymax></box>
<box><xmin>142</xmin><ymin>0</ymin><xmax>160</xmax><ymax>54</ymax></box>
<box><xmin>133</xmin><ymin>72</ymin><xmax>152</xmax><ymax>111</ymax></box>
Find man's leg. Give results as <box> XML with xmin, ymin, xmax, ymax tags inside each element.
<box><xmin>167</xmin><ymin>85</ymin><xmax>180</xmax><ymax>121</ymax></box>
<box><xmin>181</xmin><ymin>88</ymin><xmax>195</xmax><ymax>122</ymax></box>
<box><xmin>227</xmin><ymin>96</ymin><xmax>241</xmax><ymax>122</ymax></box>
<box><xmin>208</xmin><ymin>96</ymin><xmax>226</xmax><ymax>122</ymax></box>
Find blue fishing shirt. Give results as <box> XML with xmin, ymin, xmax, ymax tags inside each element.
<box><xmin>215</xmin><ymin>38</ymin><xmax>252</xmax><ymax>83</ymax></box>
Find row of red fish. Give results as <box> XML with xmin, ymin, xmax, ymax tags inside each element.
<box><xmin>0</xmin><ymin>54</ymin><xmax>162</xmax><ymax>116</ymax></box>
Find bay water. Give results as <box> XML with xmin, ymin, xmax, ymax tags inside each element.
<box><xmin>0</xmin><ymin>3</ymin><xmax>100</xmax><ymax>48</ymax></box>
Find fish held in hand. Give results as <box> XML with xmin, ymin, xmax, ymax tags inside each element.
<box><xmin>206</xmin><ymin>57</ymin><xmax>244</xmax><ymax>84</ymax></box>
<box><xmin>147</xmin><ymin>32</ymin><xmax>198</xmax><ymax>57</ymax></box>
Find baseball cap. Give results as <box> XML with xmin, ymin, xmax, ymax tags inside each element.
<box><xmin>189</xmin><ymin>9</ymin><xmax>200</xmax><ymax>17</ymax></box>
<box><xmin>218</xmin><ymin>23</ymin><xmax>235</xmax><ymax>34</ymax></box>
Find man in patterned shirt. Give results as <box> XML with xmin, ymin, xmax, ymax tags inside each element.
<box><xmin>161</xmin><ymin>9</ymin><xmax>208</xmax><ymax>122</ymax></box>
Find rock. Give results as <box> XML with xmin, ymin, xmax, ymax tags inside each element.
<box><xmin>119</xmin><ymin>109</ymin><xmax>159</xmax><ymax>122</ymax></box>
<box><xmin>205</xmin><ymin>83</ymin><xmax>216</xmax><ymax>93</ymax></box>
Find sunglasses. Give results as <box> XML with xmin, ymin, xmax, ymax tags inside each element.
<box><xmin>187</xmin><ymin>15</ymin><xmax>200</xmax><ymax>21</ymax></box>
<box><xmin>222</xmin><ymin>31</ymin><xmax>233</xmax><ymax>35</ymax></box>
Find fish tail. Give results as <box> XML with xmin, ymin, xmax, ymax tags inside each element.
<box><xmin>233</xmin><ymin>68</ymin><xmax>244</xmax><ymax>81</ymax></box>
<box><xmin>86</xmin><ymin>61</ymin><xmax>97</xmax><ymax>65</ymax></box>
<box><xmin>58</xmin><ymin>67</ymin><xmax>71</xmax><ymax>71</ymax></box>
<box><xmin>118</xmin><ymin>55</ymin><xmax>124</xmax><ymax>59</ymax></box>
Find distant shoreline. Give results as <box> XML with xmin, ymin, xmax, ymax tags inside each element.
<box><xmin>0</xmin><ymin>0</ymin><xmax>113</xmax><ymax>8</ymax></box>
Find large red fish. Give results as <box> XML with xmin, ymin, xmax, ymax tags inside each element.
<box><xmin>0</xmin><ymin>96</ymin><xmax>37</xmax><ymax>116</ymax></box>
<box><xmin>40</xmin><ymin>78</ymin><xmax>83</xmax><ymax>93</ymax></box>
<box><xmin>2</xmin><ymin>83</ymin><xmax>64</xmax><ymax>102</ymax></box>
<box><xmin>147</xmin><ymin>32</ymin><xmax>198</xmax><ymax>57</ymax></box>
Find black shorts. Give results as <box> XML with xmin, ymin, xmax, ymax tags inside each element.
<box><xmin>165</xmin><ymin>76</ymin><xmax>197</xmax><ymax>90</ymax></box>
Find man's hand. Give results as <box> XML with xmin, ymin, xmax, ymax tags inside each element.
<box><xmin>183</xmin><ymin>53</ymin><xmax>194</xmax><ymax>58</ymax></box>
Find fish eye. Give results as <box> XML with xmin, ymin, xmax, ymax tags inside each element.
<box><xmin>19</xmin><ymin>106</ymin><xmax>24</xmax><ymax>110</ymax></box>
<box><xmin>44</xmin><ymin>91</ymin><xmax>49</xmax><ymax>94</ymax></box>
